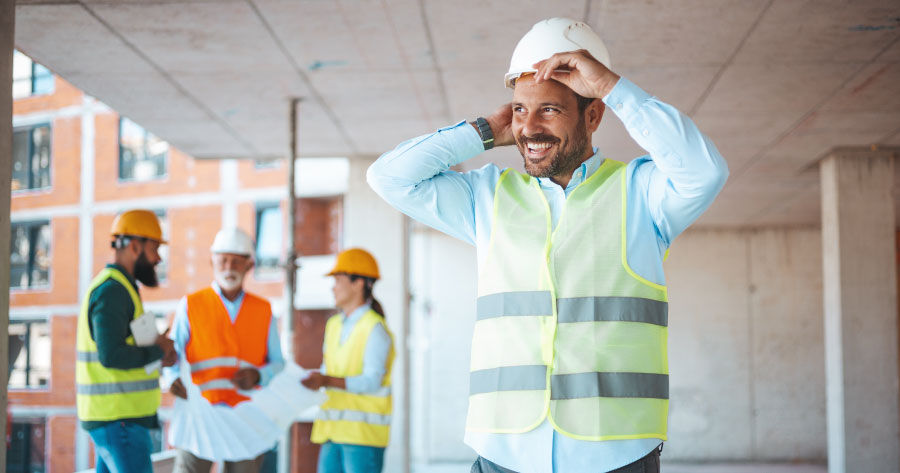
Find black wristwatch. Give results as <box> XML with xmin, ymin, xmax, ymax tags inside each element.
<box><xmin>474</xmin><ymin>117</ymin><xmax>494</xmax><ymax>151</ymax></box>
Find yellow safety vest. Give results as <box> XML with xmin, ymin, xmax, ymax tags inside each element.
<box><xmin>75</xmin><ymin>267</ymin><xmax>161</xmax><ymax>421</ymax></box>
<box><xmin>311</xmin><ymin>310</ymin><xmax>395</xmax><ymax>448</ymax></box>
<box><xmin>466</xmin><ymin>159</ymin><xmax>669</xmax><ymax>441</ymax></box>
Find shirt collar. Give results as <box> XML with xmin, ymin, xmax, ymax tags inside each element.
<box><xmin>343</xmin><ymin>303</ymin><xmax>371</xmax><ymax>323</ymax></box>
<box><xmin>536</xmin><ymin>148</ymin><xmax>604</xmax><ymax>190</ymax></box>
<box><xmin>107</xmin><ymin>263</ymin><xmax>139</xmax><ymax>293</ymax></box>
<box><xmin>211</xmin><ymin>281</ymin><xmax>244</xmax><ymax>302</ymax></box>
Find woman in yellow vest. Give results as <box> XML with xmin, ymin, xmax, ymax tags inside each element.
<box><xmin>302</xmin><ymin>248</ymin><xmax>395</xmax><ymax>473</ymax></box>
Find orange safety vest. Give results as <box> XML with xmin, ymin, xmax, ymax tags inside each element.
<box><xmin>185</xmin><ymin>287</ymin><xmax>272</xmax><ymax>407</ymax></box>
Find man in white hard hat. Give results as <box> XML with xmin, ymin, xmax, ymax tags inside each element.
<box><xmin>164</xmin><ymin>228</ymin><xmax>284</xmax><ymax>473</ymax></box>
<box><xmin>368</xmin><ymin>18</ymin><xmax>728</xmax><ymax>473</ymax></box>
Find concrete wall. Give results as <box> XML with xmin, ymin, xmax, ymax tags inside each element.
<box><xmin>409</xmin><ymin>228</ymin><xmax>477</xmax><ymax>463</ymax></box>
<box><xmin>409</xmin><ymin>227</ymin><xmax>829</xmax><ymax>465</ymax></box>
<box><xmin>666</xmin><ymin>228</ymin><xmax>826</xmax><ymax>461</ymax></box>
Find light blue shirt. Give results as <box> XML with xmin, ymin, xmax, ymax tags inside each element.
<box><xmin>163</xmin><ymin>282</ymin><xmax>285</xmax><ymax>393</ymax></box>
<box><xmin>367</xmin><ymin>78</ymin><xmax>728</xmax><ymax>473</ymax></box>
<box><xmin>320</xmin><ymin>304</ymin><xmax>392</xmax><ymax>394</ymax></box>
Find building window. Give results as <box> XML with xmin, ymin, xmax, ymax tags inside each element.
<box><xmin>154</xmin><ymin>209</ymin><xmax>169</xmax><ymax>283</ymax></box>
<box><xmin>11</xmin><ymin>124</ymin><xmax>51</xmax><ymax>192</ymax></box>
<box><xmin>10</xmin><ymin>221</ymin><xmax>51</xmax><ymax>290</ymax></box>
<box><xmin>12</xmin><ymin>50</ymin><xmax>53</xmax><ymax>99</ymax></box>
<box><xmin>254</xmin><ymin>158</ymin><xmax>281</xmax><ymax>170</ymax></box>
<box><xmin>119</xmin><ymin>117</ymin><xmax>168</xmax><ymax>182</ymax></box>
<box><xmin>8</xmin><ymin>320</ymin><xmax>51</xmax><ymax>389</ymax></box>
<box><xmin>6</xmin><ymin>417</ymin><xmax>47</xmax><ymax>473</ymax></box>
<box><xmin>255</xmin><ymin>203</ymin><xmax>283</xmax><ymax>272</ymax></box>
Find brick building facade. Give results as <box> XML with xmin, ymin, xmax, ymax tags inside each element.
<box><xmin>9</xmin><ymin>51</ymin><xmax>342</xmax><ymax>472</ymax></box>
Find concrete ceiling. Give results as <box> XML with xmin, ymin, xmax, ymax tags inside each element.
<box><xmin>13</xmin><ymin>0</ymin><xmax>900</xmax><ymax>227</ymax></box>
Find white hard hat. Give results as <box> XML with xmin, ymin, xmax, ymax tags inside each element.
<box><xmin>505</xmin><ymin>17</ymin><xmax>611</xmax><ymax>89</ymax></box>
<box><xmin>210</xmin><ymin>228</ymin><xmax>255</xmax><ymax>257</ymax></box>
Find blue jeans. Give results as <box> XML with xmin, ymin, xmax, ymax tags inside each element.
<box><xmin>317</xmin><ymin>442</ymin><xmax>385</xmax><ymax>473</ymax></box>
<box><xmin>87</xmin><ymin>421</ymin><xmax>154</xmax><ymax>473</ymax></box>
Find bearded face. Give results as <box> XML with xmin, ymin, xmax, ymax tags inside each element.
<box><xmin>511</xmin><ymin>76</ymin><xmax>596</xmax><ymax>181</ymax></box>
<box><xmin>211</xmin><ymin>253</ymin><xmax>253</xmax><ymax>293</ymax></box>
<box><xmin>133</xmin><ymin>248</ymin><xmax>160</xmax><ymax>288</ymax></box>
<box><xmin>516</xmin><ymin>117</ymin><xmax>590</xmax><ymax>179</ymax></box>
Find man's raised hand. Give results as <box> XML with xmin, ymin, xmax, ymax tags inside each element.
<box><xmin>532</xmin><ymin>49</ymin><xmax>620</xmax><ymax>99</ymax></box>
<box><xmin>482</xmin><ymin>103</ymin><xmax>515</xmax><ymax>148</ymax></box>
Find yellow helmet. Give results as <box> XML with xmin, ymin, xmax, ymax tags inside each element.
<box><xmin>111</xmin><ymin>209</ymin><xmax>166</xmax><ymax>244</ymax></box>
<box><xmin>326</xmin><ymin>248</ymin><xmax>379</xmax><ymax>280</ymax></box>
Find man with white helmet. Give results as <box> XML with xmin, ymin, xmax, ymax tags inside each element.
<box><xmin>368</xmin><ymin>18</ymin><xmax>728</xmax><ymax>473</ymax></box>
<box><xmin>164</xmin><ymin>228</ymin><xmax>284</xmax><ymax>473</ymax></box>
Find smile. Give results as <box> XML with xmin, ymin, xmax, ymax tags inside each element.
<box><xmin>523</xmin><ymin>141</ymin><xmax>556</xmax><ymax>160</ymax></box>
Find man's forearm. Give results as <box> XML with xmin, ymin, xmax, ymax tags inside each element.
<box><xmin>605</xmin><ymin>77</ymin><xmax>727</xmax><ymax>191</ymax></box>
<box><xmin>605</xmin><ymin>77</ymin><xmax>728</xmax><ymax>242</ymax></box>
<box><xmin>323</xmin><ymin>375</ymin><xmax>347</xmax><ymax>390</ymax></box>
<box><xmin>92</xmin><ymin>310</ymin><xmax>163</xmax><ymax>369</ymax></box>
<box><xmin>367</xmin><ymin>122</ymin><xmax>486</xmax><ymax>245</ymax></box>
<box><xmin>97</xmin><ymin>339</ymin><xmax>162</xmax><ymax>369</ymax></box>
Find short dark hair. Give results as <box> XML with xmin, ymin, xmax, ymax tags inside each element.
<box><xmin>575</xmin><ymin>93</ymin><xmax>595</xmax><ymax>113</ymax></box>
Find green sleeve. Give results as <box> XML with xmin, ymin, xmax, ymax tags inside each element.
<box><xmin>88</xmin><ymin>280</ymin><xmax>163</xmax><ymax>369</ymax></box>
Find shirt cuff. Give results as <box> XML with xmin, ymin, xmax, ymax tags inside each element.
<box><xmin>160</xmin><ymin>365</ymin><xmax>179</xmax><ymax>389</ymax></box>
<box><xmin>438</xmin><ymin>120</ymin><xmax>487</xmax><ymax>167</ymax></box>
<box><xmin>602</xmin><ymin>77</ymin><xmax>653</xmax><ymax>124</ymax></box>
<box><xmin>344</xmin><ymin>375</ymin><xmax>370</xmax><ymax>394</ymax></box>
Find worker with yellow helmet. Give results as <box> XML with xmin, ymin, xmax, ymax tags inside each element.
<box><xmin>76</xmin><ymin>209</ymin><xmax>177</xmax><ymax>473</ymax></box>
<box><xmin>302</xmin><ymin>248</ymin><xmax>395</xmax><ymax>473</ymax></box>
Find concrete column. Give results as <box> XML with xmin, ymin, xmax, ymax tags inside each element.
<box><xmin>820</xmin><ymin>147</ymin><xmax>900</xmax><ymax>473</ymax></box>
<box><xmin>344</xmin><ymin>156</ymin><xmax>409</xmax><ymax>473</ymax></box>
<box><xmin>1</xmin><ymin>0</ymin><xmax>15</xmax><ymax>468</ymax></box>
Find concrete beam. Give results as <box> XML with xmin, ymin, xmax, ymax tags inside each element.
<box><xmin>0</xmin><ymin>0</ymin><xmax>14</xmax><ymax>467</ymax></box>
<box><xmin>819</xmin><ymin>147</ymin><xmax>900</xmax><ymax>473</ymax></box>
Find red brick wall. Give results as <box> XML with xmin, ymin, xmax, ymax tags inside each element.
<box><xmin>144</xmin><ymin>205</ymin><xmax>221</xmax><ymax>302</ymax></box>
<box><xmin>11</xmin><ymin>76</ymin><xmax>82</xmax><ymax>116</ymax></box>
<box><xmin>92</xmin><ymin>113</ymin><xmax>220</xmax><ymax>202</ymax></box>
<box><xmin>48</xmin><ymin>416</ymin><xmax>77</xmax><ymax>473</ymax></box>
<box><xmin>295</xmin><ymin>198</ymin><xmax>342</xmax><ymax>256</ymax></box>
<box><xmin>237</xmin><ymin>159</ymin><xmax>286</xmax><ymax>189</ymax></box>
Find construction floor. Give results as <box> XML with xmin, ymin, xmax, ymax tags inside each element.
<box><xmin>413</xmin><ymin>462</ymin><xmax>827</xmax><ymax>473</ymax></box>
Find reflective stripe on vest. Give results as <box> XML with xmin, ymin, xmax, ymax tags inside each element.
<box><xmin>185</xmin><ymin>287</ymin><xmax>271</xmax><ymax>407</ymax></box>
<box><xmin>327</xmin><ymin>385</ymin><xmax>393</xmax><ymax>398</ymax></box>
<box><xmin>188</xmin><ymin>357</ymin><xmax>255</xmax><ymax>373</ymax></box>
<box><xmin>77</xmin><ymin>379</ymin><xmax>160</xmax><ymax>395</ymax></box>
<box><xmin>317</xmin><ymin>409</ymin><xmax>392</xmax><ymax>426</ymax></box>
<box><xmin>76</xmin><ymin>351</ymin><xmax>100</xmax><ymax>362</ymax></box>
<box><xmin>469</xmin><ymin>367</ymin><xmax>668</xmax><ymax>400</ymax></box>
<box><xmin>476</xmin><ymin>293</ymin><xmax>667</xmax><ymax>326</ymax></box>
<box><xmin>467</xmin><ymin>161</ymin><xmax>670</xmax><ymax>441</ymax></box>
<box><xmin>75</xmin><ymin>267</ymin><xmax>161</xmax><ymax>422</ymax></box>
<box><xmin>311</xmin><ymin>310</ymin><xmax>395</xmax><ymax>448</ymax></box>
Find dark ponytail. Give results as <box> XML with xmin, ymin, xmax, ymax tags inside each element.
<box><xmin>350</xmin><ymin>274</ymin><xmax>385</xmax><ymax>319</ymax></box>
